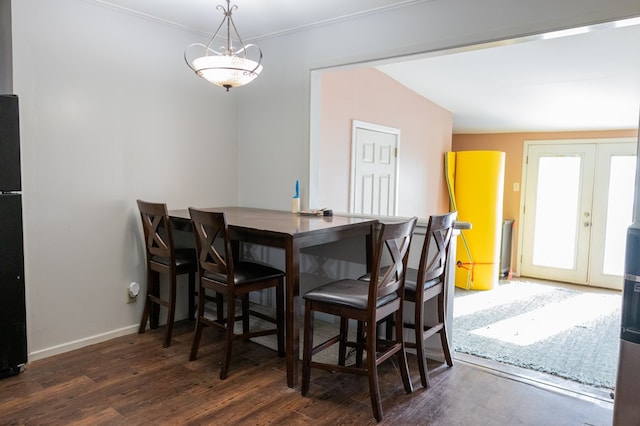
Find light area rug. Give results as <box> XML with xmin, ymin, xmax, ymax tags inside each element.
<box><xmin>452</xmin><ymin>279</ymin><xmax>621</xmax><ymax>388</ymax></box>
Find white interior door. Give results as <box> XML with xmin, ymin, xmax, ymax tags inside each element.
<box><xmin>520</xmin><ymin>140</ymin><xmax>636</xmax><ymax>290</ymax></box>
<box><xmin>350</xmin><ymin>121</ymin><xmax>399</xmax><ymax>215</ymax></box>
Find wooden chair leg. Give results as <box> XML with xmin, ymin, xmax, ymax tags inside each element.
<box><xmin>338</xmin><ymin>317</ymin><xmax>348</xmax><ymax>366</ymax></box>
<box><xmin>189</xmin><ymin>286</ymin><xmax>206</xmax><ymax>361</ymax></box>
<box><xmin>188</xmin><ymin>271</ymin><xmax>196</xmax><ymax>320</ymax></box>
<box><xmin>163</xmin><ymin>275</ymin><xmax>177</xmax><ymax>348</ymax></box>
<box><xmin>385</xmin><ymin>315</ymin><xmax>393</xmax><ymax>340</ymax></box>
<box><xmin>149</xmin><ymin>271</ymin><xmax>160</xmax><ymax>329</ymax></box>
<box><xmin>356</xmin><ymin>321</ymin><xmax>365</xmax><ymax>368</ymax></box>
<box><xmin>242</xmin><ymin>294</ymin><xmax>250</xmax><ymax>336</ymax></box>
<box><xmin>276</xmin><ymin>279</ymin><xmax>285</xmax><ymax>357</ymax></box>
<box><xmin>138</xmin><ymin>272</ymin><xmax>153</xmax><ymax>334</ymax></box>
<box><xmin>396</xmin><ymin>309</ymin><xmax>413</xmax><ymax>393</ymax></box>
<box><xmin>439</xmin><ymin>293</ymin><xmax>454</xmax><ymax>367</ymax></box>
<box><xmin>220</xmin><ymin>294</ymin><xmax>235</xmax><ymax>380</ymax></box>
<box><xmin>415</xmin><ymin>298</ymin><xmax>429</xmax><ymax>388</ymax></box>
<box><xmin>301</xmin><ymin>302</ymin><xmax>314</xmax><ymax>396</ymax></box>
<box><xmin>440</xmin><ymin>327</ymin><xmax>453</xmax><ymax>366</ymax></box>
<box><xmin>366</xmin><ymin>319</ymin><xmax>383</xmax><ymax>422</ymax></box>
<box><xmin>216</xmin><ymin>292</ymin><xmax>224</xmax><ymax>322</ymax></box>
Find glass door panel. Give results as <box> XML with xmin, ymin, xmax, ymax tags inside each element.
<box><xmin>520</xmin><ymin>144</ymin><xmax>596</xmax><ymax>284</ymax></box>
<box><xmin>531</xmin><ymin>156</ymin><xmax>581</xmax><ymax>269</ymax></box>
<box><xmin>590</xmin><ymin>143</ymin><xmax>636</xmax><ymax>289</ymax></box>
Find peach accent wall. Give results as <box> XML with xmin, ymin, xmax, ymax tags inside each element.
<box><xmin>452</xmin><ymin>129</ymin><xmax>638</xmax><ymax>274</ymax></box>
<box><xmin>319</xmin><ymin>68</ymin><xmax>453</xmax><ymax>218</ymax></box>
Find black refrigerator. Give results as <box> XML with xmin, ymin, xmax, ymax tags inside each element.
<box><xmin>0</xmin><ymin>94</ymin><xmax>27</xmax><ymax>378</ymax></box>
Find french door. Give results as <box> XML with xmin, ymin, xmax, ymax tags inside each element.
<box><xmin>520</xmin><ymin>140</ymin><xmax>636</xmax><ymax>290</ymax></box>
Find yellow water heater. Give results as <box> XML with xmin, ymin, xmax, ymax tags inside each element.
<box><xmin>445</xmin><ymin>151</ymin><xmax>505</xmax><ymax>290</ymax></box>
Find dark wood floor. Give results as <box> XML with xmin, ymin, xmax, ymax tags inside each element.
<box><xmin>0</xmin><ymin>320</ymin><xmax>613</xmax><ymax>425</ymax></box>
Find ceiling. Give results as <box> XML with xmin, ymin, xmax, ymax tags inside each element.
<box><xmin>101</xmin><ymin>0</ymin><xmax>640</xmax><ymax>133</ymax></box>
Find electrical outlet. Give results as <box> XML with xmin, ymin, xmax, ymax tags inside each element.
<box><xmin>127</xmin><ymin>288</ymin><xmax>137</xmax><ymax>303</ymax></box>
<box><xmin>127</xmin><ymin>282</ymin><xmax>140</xmax><ymax>304</ymax></box>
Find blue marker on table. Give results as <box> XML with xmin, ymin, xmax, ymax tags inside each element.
<box><xmin>292</xmin><ymin>180</ymin><xmax>300</xmax><ymax>212</ymax></box>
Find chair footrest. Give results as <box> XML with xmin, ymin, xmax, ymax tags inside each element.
<box><xmin>249</xmin><ymin>309</ymin><xmax>277</xmax><ymax>324</ymax></box>
<box><xmin>311</xmin><ymin>335</ymin><xmax>342</xmax><ymax>356</ymax></box>
<box><xmin>146</xmin><ymin>295</ymin><xmax>169</xmax><ymax>308</ymax></box>
<box><xmin>309</xmin><ymin>361</ymin><xmax>369</xmax><ymax>376</ymax></box>
<box><xmin>236</xmin><ymin>328</ymin><xmax>278</xmax><ymax>340</ymax></box>
<box><xmin>402</xmin><ymin>321</ymin><xmax>444</xmax><ymax>338</ymax></box>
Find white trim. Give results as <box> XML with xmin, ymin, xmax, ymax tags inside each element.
<box><xmin>523</xmin><ymin>137</ymin><xmax>635</xmax><ymax>146</ymax></box>
<box><xmin>28</xmin><ymin>324</ymin><xmax>139</xmax><ymax>362</ymax></box>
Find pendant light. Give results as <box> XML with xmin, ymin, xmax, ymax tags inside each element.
<box><xmin>184</xmin><ymin>0</ymin><xmax>262</xmax><ymax>91</ymax></box>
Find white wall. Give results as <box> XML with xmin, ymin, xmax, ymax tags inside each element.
<box><xmin>12</xmin><ymin>0</ymin><xmax>238</xmax><ymax>359</ymax></box>
<box><xmin>10</xmin><ymin>0</ymin><xmax>640</xmax><ymax>361</ymax></box>
<box><xmin>318</xmin><ymin>68</ymin><xmax>452</xmax><ymax>217</ymax></box>
<box><xmin>0</xmin><ymin>0</ymin><xmax>11</xmax><ymax>92</ymax></box>
<box><xmin>237</xmin><ymin>0</ymin><xmax>640</xmax><ymax>211</ymax></box>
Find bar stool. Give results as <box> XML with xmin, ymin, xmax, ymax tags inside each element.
<box><xmin>136</xmin><ymin>200</ymin><xmax>197</xmax><ymax>348</ymax></box>
<box><xmin>301</xmin><ymin>217</ymin><xmax>417</xmax><ymax>422</ymax></box>
<box><xmin>403</xmin><ymin>212</ymin><xmax>457</xmax><ymax>388</ymax></box>
<box><xmin>188</xmin><ymin>208</ymin><xmax>285</xmax><ymax>379</ymax></box>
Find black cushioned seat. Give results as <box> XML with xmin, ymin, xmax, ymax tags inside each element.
<box><xmin>303</xmin><ymin>279</ymin><xmax>397</xmax><ymax>310</ymax></box>
<box><xmin>397</xmin><ymin>268</ymin><xmax>440</xmax><ymax>294</ymax></box>
<box><xmin>204</xmin><ymin>262</ymin><xmax>284</xmax><ymax>285</ymax></box>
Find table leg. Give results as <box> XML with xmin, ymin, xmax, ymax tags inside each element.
<box><xmin>285</xmin><ymin>239</ymin><xmax>300</xmax><ymax>388</ymax></box>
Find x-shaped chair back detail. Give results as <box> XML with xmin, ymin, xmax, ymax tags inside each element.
<box><xmin>190</xmin><ymin>209</ymin><xmax>234</xmax><ymax>287</ymax></box>
<box><xmin>369</xmin><ymin>220</ymin><xmax>415</xmax><ymax>303</ymax></box>
<box><xmin>416</xmin><ymin>212</ymin><xmax>457</xmax><ymax>286</ymax></box>
<box><xmin>138</xmin><ymin>201</ymin><xmax>174</xmax><ymax>262</ymax></box>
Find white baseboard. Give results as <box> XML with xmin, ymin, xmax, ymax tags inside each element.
<box><xmin>28</xmin><ymin>324</ymin><xmax>139</xmax><ymax>362</ymax></box>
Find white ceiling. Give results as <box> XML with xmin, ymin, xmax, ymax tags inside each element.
<box><xmin>101</xmin><ymin>0</ymin><xmax>640</xmax><ymax>133</ymax></box>
<box><xmin>376</xmin><ymin>21</ymin><xmax>640</xmax><ymax>133</ymax></box>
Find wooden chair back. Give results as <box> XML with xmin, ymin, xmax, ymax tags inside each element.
<box><xmin>137</xmin><ymin>200</ymin><xmax>174</xmax><ymax>262</ymax></box>
<box><xmin>188</xmin><ymin>208</ymin><xmax>235</xmax><ymax>288</ymax></box>
<box><xmin>368</xmin><ymin>218</ymin><xmax>417</xmax><ymax>303</ymax></box>
<box><xmin>416</xmin><ymin>212</ymin><xmax>457</xmax><ymax>286</ymax></box>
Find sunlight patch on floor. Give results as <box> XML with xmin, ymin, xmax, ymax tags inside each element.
<box><xmin>454</xmin><ymin>282</ymin><xmax>555</xmax><ymax>318</ymax></box>
<box><xmin>470</xmin><ymin>293</ymin><xmax>620</xmax><ymax>346</ymax></box>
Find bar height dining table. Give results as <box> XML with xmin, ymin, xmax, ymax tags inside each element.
<box><xmin>169</xmin><ymin>207</ymin><xmax>377</xmax><ymax>388</ymax></box>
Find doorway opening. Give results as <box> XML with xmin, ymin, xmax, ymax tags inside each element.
<box><xmin>451</xmin><ymin>138</ymin><xmax>635</xmax><ymax>400</ymax></box>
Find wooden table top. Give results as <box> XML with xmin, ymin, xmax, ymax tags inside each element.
<box><xmin>169</xmin><ymin>206</ymin><xmax>377</xmax><ymax>237</ymax></box>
